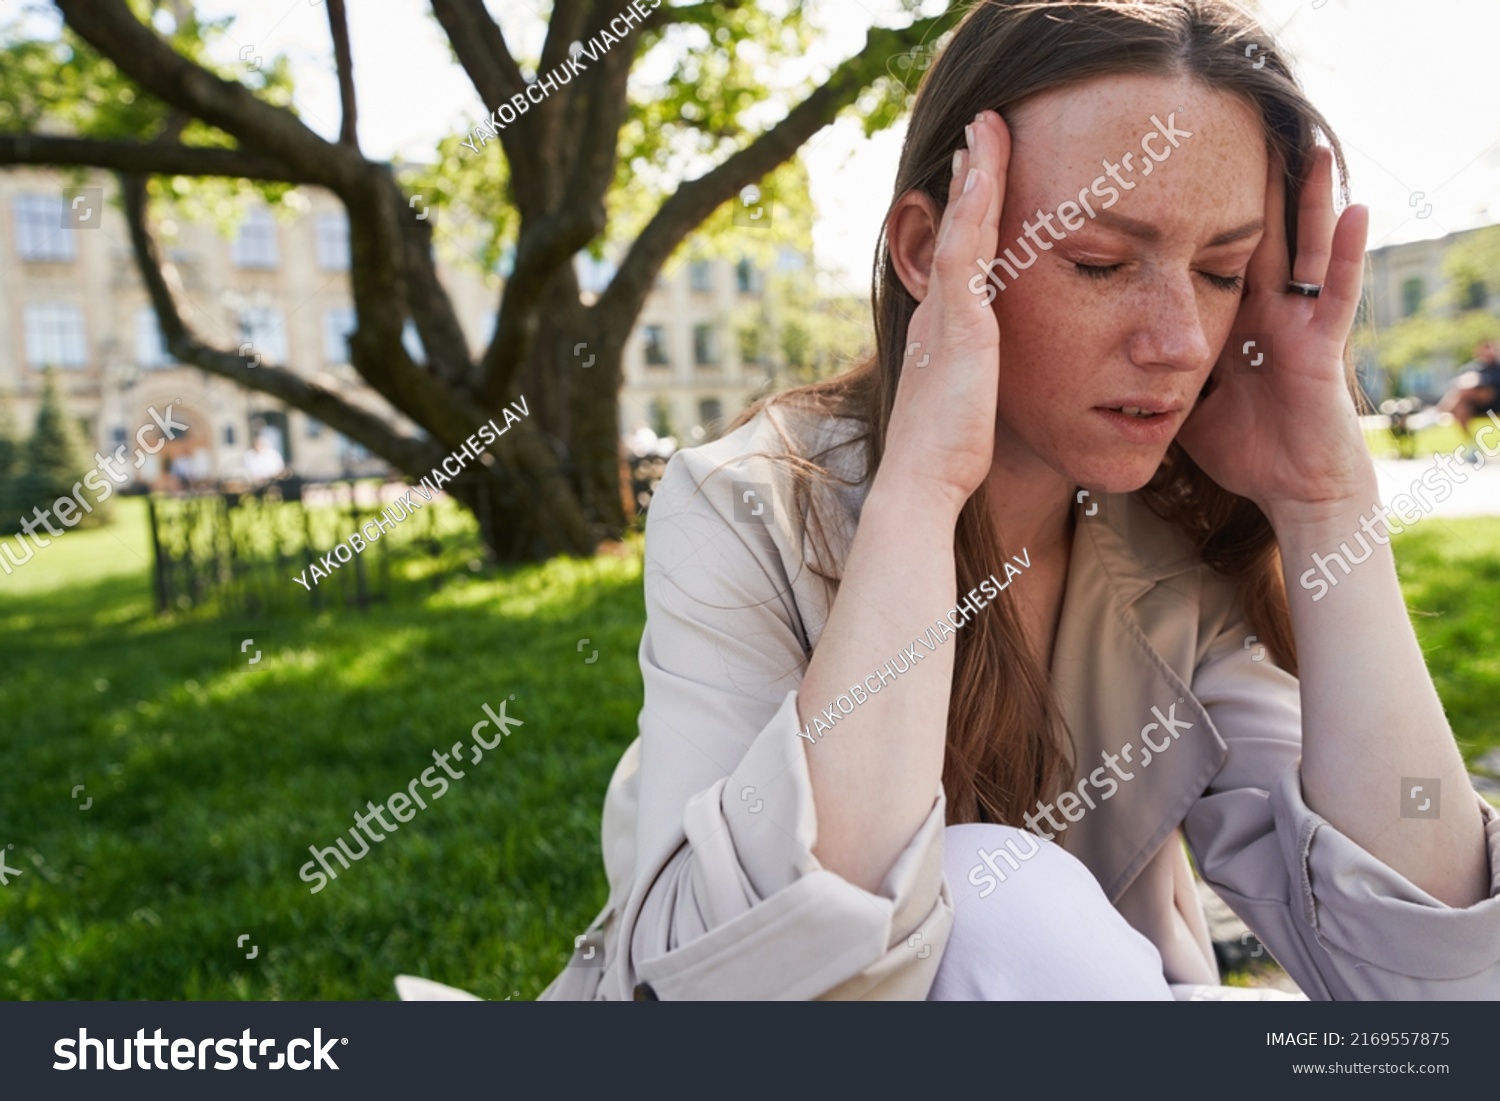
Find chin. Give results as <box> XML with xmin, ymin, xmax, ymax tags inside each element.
<box><xmin>1069</xmin><ymin>452</ymin><xmax>1165</xmax><ymax>496</ymax></box>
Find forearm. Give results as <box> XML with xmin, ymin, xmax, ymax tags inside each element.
<box><xmin>800</xmin><ymin>469</ymin><xmax>961</xmax><ymax>893</ymax></box>
<box><xmin>1275</xmin><ymin>487</ymin><xmax>1489</xmax><ymax>907</ymax></box>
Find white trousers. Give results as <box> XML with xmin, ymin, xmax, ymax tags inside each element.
<box><xmin>928</xmin><ymin>824</ymin><xmax>1175</xmax><ymax>1000</ymax></box>
<box><xmin>928</xmin><ymin>824</ymin><xmax>1304</xmax><ymax>1001</ymax></box>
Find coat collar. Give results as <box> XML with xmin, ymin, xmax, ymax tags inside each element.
<box><xmin>1045</xmin><ymin>491</ymin><xmax>1229</xmax><ymax>900</ymax></box>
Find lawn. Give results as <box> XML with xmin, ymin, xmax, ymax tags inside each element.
<box><xmin>1386</xmin><ymin>514</ymin><xmax>1500</xmax><ymax>765</ymax></box>
<box><xmin>1362</xmin><ymin>421</ymin><xmax>1472</xmax><ymax>459</ymax></box>
<box><xmin>0</xmin><ymin>496</ymin><xmax>645</xmax><ymax>1000</ymax></box>
<box><xmin>1</xmin><ymin>497</ymin><xmax>1496</xmax><ymax>1001</ymax></box>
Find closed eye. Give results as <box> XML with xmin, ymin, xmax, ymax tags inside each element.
<box><xmin>1074</xmin><ymin>262</ymin><xmax>1122</xmax><ymax>280</ymax></box>
<box><xmin>1198</xmin><ymin>271</ymin><xmax>1245</xmax><ymax>292</ymax></box>
<box><xmin>1073</xmin><ymin>261</ymin><xmax>1244</xmax><ymax>293</ymax></box>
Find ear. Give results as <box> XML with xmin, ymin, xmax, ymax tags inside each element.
<box><xmin>887</xmin><ymin>189</ymin><xmax>942</xmax><ymax>303</ymax></box>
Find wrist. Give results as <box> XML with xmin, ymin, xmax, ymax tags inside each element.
<box><xmin>1261</xmin><ymin>460</ymin><xmax>1380</xmax><ymax>536</ymax></box>
<box><xmin>1269</xmin><ymin>492</ymin><xmax>1391</xmax><ymax>561</ymax></box>
<box><xmin>1266</xmin><ymin>492</ymin><xmax>1374</xmax><ymax>536</ymax></box>
<box><xmin>865</xmin><ymin>464</ymin><xmax>968</xmax><ymax>529</ymax></box>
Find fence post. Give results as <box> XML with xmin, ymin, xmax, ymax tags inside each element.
<box><xmin>145</xmin><ymin>494</ymin><xmax>170</xmax><ymax>614</ymax></box>
<box><xmin>346</xmin><ymin>479</ymin><xmax>369</xmax><ymax>612</ymax></box>
<box><xmin>300</xmin><ymin>499</ymin><xmax>322</xmax><ymax>612</ymax></box>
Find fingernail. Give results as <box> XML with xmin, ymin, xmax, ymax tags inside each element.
<box><xmin>952</xmin><ymin>148</ymin><xmax>966</xmax><ymax>178</ymax></box>
<box><xmin>964</xmin><ymin>123</ymin><xmax>975</xmax><ymax>151</ymax></box>
<box><xmin>963</xmin><ymin>168</ymin><xmax>978</xmax><ymax>194</ymax></box>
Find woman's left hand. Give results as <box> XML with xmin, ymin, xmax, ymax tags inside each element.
<box><xmin>1176</xmin><ymin>147</ymin><xmax>1373</xmax><ymax>522</ymax></box>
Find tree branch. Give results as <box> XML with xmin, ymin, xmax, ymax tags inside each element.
<box><xmin>538</xmin><ymin>0</ymin><xmax>591</xmax><ymax>78</ymax></box>
<box><xmin>55</xmin><ymin>0</ymin><xmax>361</xmax><ymax>192</ymax></box>
<box><xmin>597</xmin><ymin>12</ymin><xmax>953</xmax><ymax>334</ymax></box>
<box><xmin>0</xmin><ymin>133</ymin><xmax>314</xmax><ymax>182</ymax></box>
<box><xmin>428</xmin><ymin>0</ymin><xmax>541</xmax><ymax>212</ymax></box>
<box><xmin>386</xmin><ymin>175</ymin><xmax>477</xmax><ymax>389</ymax></box>
<box><xmin>474</xmin><ymin>0</ymin><xmax>647</xmax><ymax>405</ymax></box>
<box><xmin>117</xmin><ymin>172</ymin><xmax>448</xmax><ymax>476</ymax></box>
<box><xmin>325</xmin><ymin>0</ymin><xmax>360</xmax><ymax>151</ymax></box>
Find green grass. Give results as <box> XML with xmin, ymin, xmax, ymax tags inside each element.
<box><xmin>1</xmin><ymin>497</ymin><xmax>1496</xmax><ymax>1001</ymax></box>
<box><xmin>1362</xmin><ymin>422</ymin><xmax>1470</xmax><ymax>459</ymax></box>
<box><xmin>1388</xmin><ymin>515</ymin><xmax>1500</xmax><ymax>766</ymax></box>
<box><xmin>0</xmin><ymin>497</ymin><xmax>644</xmax><ymax>1000</ymax></box>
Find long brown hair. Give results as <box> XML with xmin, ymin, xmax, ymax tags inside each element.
<box><xmin>719</xmin><ymin>0</ymin><xmax>1354</xmax><ymax>827</ymax></box>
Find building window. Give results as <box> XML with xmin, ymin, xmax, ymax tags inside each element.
<box><xmin>735</xmin><ymin>257</ymin><xmax>760</xmax><ymax>294</ymax></box>
<box><xmin>15</xmin><ymin>194</ymin><xmax>75</xmax><ymax>262</ymax></box>
<box><xmin>1464</xmin><ymin>280</ymin><xmax>1488</xmax><ymax>311</ymax></box>
<box><xmin>689</xmin><ymin>260</ymin><xmax>713</xmax><ymax>294</ymax></box>
<box><xmin>23</xmin><ymin>302</ymin><xmax>88</xmax><ymax>367</ymax></box>
<box><xmin>693</xmin><ymin>323</ymin><xmax>718</xmax><ymax>367</ymax></box>
<box><xmin>1400</xmin><ymin>276</ymin><xmax>1424</xmax><ymax>318</ymax></box>
<box><xmin>224</xmin><ymin>425</ymin><xmax>236</xmax><ymax>446</ymax></box>
<box><xmin>135</xmin><ymin>306</ymin><xmax>173</xmax><ymax>368</ymax></box>
<box><xmin>231</xmin><ymin>208</ymin><xmax>279</xmax><ymax>269</ymax></box>
<box><xmin>698</xmin><ymin>398</ymin><xmax>723</xmax><ymax>436</ymax></box>
<box><xmin>314</xmin><ymin>212</ymin><xmax>350</xmax><ymax>271</ymax></box>
<box><xmin>643</xmin><ymin>324</ymin><xmax>669</xmax><ymax>366</ymax></box>
<box><xmin>323</xmin><ymin>307</ymin><xmax>357</xmax><ymax>363</ymax></box>
<box><xmin>738</xmin><ymin>327</ymin><xmax>764</xmax><ymax>365</ymax></box>
<box><xmin>337</xmin><ymin>433</ymin><xmax>371</xmax><ymax>464</ymax></box>
<box><xmin>111</xmin><ymin>426</ymin><xmax>128</xmax><ymax>447</ymax></box>
<box><xmin>237</xmin><ymin>307</ymin><xmax>287</xmax><ymax>365</ymax></box>
<box><xmin>305</xmin><ymin>417</ymin><xmax>323</xmax><ymax>438</ymax></box>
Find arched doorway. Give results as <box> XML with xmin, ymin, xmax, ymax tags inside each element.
<box><xmin>126</xmin><ymin>395</ymin><xmax>212</xmax><ymax>491</ymax></box>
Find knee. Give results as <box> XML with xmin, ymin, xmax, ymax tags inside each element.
<box><xmin>933</xmin><ymin>823</ymin><xmax>1172</xmax><ymax>1000</ymax></box>
<box><xmin>943</xmin><ymin>823</ymin><xmax>1095</xmax><ymax>908</ymax></box>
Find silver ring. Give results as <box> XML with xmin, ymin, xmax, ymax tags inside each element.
<box><xmin>1286</xmin><ymin>280</ymin><xmax>1322</xmax><ymax>297</ymax></box>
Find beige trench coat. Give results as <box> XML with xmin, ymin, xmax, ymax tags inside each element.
<box><xmin>540</xmin><ymin>404</ymin><xmax>1500</xmax><ymax>1000</ymax></box>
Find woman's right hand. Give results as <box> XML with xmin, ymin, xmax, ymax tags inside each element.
<box><xmin>880</xmin><ymin>110</ymin><xmax>1010</xmax><ymax>518</ymax></box>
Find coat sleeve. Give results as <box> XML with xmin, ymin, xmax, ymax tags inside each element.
<box><xmin>1181</xmin><ymin>583</ymin><xmax>1500</xmax><ymax>999</ymax></box>
<box><xmin>608</xmin><ymin>438</ymin><xmax>952</xmax><ymax>1000</ymax></box>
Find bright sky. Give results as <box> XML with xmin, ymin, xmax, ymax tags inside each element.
<box><xmin>13</xmin><ymin>0</ymin><xmax>1500</xmax><ymax>294</ymax></box>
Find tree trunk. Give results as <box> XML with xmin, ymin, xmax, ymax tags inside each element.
<box><xmin>435</xmin><ymin>272</ymin><xmax>628</xmax><ymax>563</ymax></box>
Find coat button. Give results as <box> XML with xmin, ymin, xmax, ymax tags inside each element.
<box><xmin>632</xmin><ymin>982</ymin><xmax>659</xmax><ymax>1001</ymax></box>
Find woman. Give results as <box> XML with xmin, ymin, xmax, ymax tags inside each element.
<box><xmin>541</xmin><ymin>0</ymin><xmax>1500</xmax><ymax>1001</ymax></box>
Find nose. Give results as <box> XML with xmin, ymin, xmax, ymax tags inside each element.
<box><xmin>1125</xmin><ymin>269</ymin><xmax>1215</xmax><ymax>375</ymax></box>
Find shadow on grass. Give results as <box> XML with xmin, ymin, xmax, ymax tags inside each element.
<box><xmin>4</xmin><ymin>504</ymin><xmax>1497</xmax><ymax>1001</ymax></box>
<box><xmin>0</xmin><ymin>530</ymin><xmax>646</xmax><ymax>1000</ymax></box>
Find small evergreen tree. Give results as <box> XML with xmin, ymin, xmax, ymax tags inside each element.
<box><xmin>0</xmin><ymin>401</ymin><xmax>20</xmax><ymax>534</ymax></box>
<box><xmin>12</xmin><ymin>370</ymin><xmax>110</xmax><ymax>534</ymax></box>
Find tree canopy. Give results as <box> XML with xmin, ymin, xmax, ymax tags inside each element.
<box><xmin>0</xmin><ymin>0</ymin><xmax>958</xmax><ymax>558</ymax></box>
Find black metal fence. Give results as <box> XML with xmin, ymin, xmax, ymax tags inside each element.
<box><xmin>144</xmin><ymin>456</ymin><xmax>675</xmax><ymax>617</ymax></box>
<box><xmin>144</xmin><ymin>477</ymin><xmax>485</xmax><ymax>617</ymax></box>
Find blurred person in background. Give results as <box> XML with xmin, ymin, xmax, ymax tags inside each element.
<box><xmin>243</xmin><ymin>432</ymin><xmax>285</xmax><ymax>486</ymax></box>
<box><xmin>1436</xmin><ymin>339</ymin><xmax>1500</xmax><ymax>462</ymax></box>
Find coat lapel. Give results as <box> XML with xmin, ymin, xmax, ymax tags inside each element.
<box><xmin>1046</xmin><ymin>492</ymin><xmax>1229</xmax><ymax>902</ymax></box>
<box><xmin>820</xmin><ymin>428</ymin><xmax>1230</xmax><ymax>903</ymax></box>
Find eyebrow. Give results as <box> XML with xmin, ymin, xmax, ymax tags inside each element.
<box><xmin>1088</xmin><ymin>210</ymin><xmax>1264</xmax><ymax>247</ymax></box>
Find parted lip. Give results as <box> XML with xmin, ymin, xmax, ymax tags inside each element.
<box><xmin>1096</xmin><ymin>398</ymin><xmax>1183</xmax><ymax>415</ymax></box>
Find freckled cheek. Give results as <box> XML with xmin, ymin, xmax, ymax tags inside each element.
<box><xmin>995</xmin><ymin>272</ymin><xmax>1129</xmax><ymax>369</ymax></box>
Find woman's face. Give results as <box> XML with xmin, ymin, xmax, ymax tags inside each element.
<box><xmin>988</xmin><ymin>73</ymin><xmax>1269</xmax><ymax>494</ymax></box>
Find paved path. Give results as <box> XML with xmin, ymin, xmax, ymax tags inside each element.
<box><xmin>1371</xmin><ymin>455</ymin><xmax>1500</xmax><ymax>519</ymax></box>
